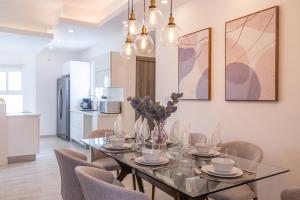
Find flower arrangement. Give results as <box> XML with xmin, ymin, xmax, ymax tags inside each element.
<box><xmin>127</xmin><ymin>92</ymin><xmax>183</xmax><ymax>123</ymax></box>
<box><xmin>127</xmin><ymin>93</ymin><xmax>183</xmax><ymax>145</ymax></box>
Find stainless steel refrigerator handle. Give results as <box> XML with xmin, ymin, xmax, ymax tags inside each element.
<box><xmin>58</xmin><ymin>87</ymin><xmax>63</xmax><ymax>119</ymax></box>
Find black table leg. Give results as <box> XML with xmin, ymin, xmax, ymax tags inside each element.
<box><xmin>136</xmin><ymin>175</ymin><xmax>145</xmax><ymax>193</ymax></box>
<box><xmin>117</xmin><ymin>163</ymin><xmax>132</xmax><ymax>181</ymax></box>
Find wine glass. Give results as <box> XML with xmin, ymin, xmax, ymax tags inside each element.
<box><xmin>113</xmin><ymin>114</ymin><xmax>122</xmax><ymax>136</ymax></box>
<box><xmin>169</xmin><ymin>120</ymin><xmax>180</xmax><ymax>144</ymax></box>
<box><xmin>211</xmin><ymin>123</ymin><xmax>222</xmax><ymax>151</ymax></box>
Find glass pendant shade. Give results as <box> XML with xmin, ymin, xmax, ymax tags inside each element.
<box><xmin>134</xmin><ymin>25</ymin><xmax>154</xmax><ymax>55</ymax></box>
<box><xmin>160</xmin><ymin>16</ymin><xmax>181</xmax><ymax>47</ymax></box>
<box><xmin>145</xmin><ymin>1</ymin><xmax>163</xmax><ymax>29</ymax></box>
<box><xmin>121</xmin><ymin>35</ymin><xmax>136</xmax><ymax>60</ymax></box>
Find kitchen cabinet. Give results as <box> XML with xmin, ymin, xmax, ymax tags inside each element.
<box><xmin>92</xmin><ymin>52</ymin><xmax>136</xmax><ymax>134</ymax></box>
<box><xmin>70</xmin><ymin>109</ymin><xmax>118</xmax><ymax>144</ymax></box>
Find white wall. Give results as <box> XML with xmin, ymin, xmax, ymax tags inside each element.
<box><xmin>0</xmin><ymin>51</ymin><xmax>37</xmax><ymax>113</ymax></box>
<box><xmin>156</xmin><ymin>0</ymin><xmax>300</xmax><ymax>199</ymax></box>
<box><xmin>36</xmin><ymin>50</ymin><xmax>79</xmax><ymax>136</ymax></box>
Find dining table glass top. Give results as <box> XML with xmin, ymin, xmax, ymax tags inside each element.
<box><xmin>81</xmin><ymin>138</ymin><xmax>289</xmax><ymax>199</ymax></box>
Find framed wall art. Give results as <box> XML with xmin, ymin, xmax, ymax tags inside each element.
<box><xmin>225</xmin><ymin>6</ymin><xmax>279</xmax><ymax>101</ymax></box>
<box><xmin>178</xmin><ymin>28</ymin><xmax>211</xmax><ymax>100</ymax></box>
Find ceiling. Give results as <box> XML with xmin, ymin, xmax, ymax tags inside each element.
<box><xmin>0</xmin><ymin>0</ymin><xmax>186</xmax><ymax>52</ymax></box>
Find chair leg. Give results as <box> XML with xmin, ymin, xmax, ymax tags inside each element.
<box><xmin>152</xmin><ymin>185</ymin><xmax>155</xmax><ymax>200</ymax></box>
<box><xmin>116</xmin><ymin>170</ymin><xmax>120</xmax><ymax>176</ymax></box>
<box><xmin>132</xmin><ymin>174</ymin><xmax>136</xmax><ymax>190</ymax></box>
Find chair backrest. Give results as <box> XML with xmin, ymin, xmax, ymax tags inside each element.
<box><xmin>54</xmin><ymin>148</ymin><xmax>101</xmax><ymax>200</ymax></box>
<box><xmin>86</xmin><ymin>129</ymin><xmax>114</xmax><ymax>161</ymax></box>
<box><xmin>220</xmin><ymin>141</ymin><xmax>263</xmax><ymax>162</ymax></box>
<box><xmin>87</xmin><ymin>129</ymin><xmax>114</xmax><ymax>139</ymax></box>
<box><xmin>281</xmin><ymin>188</ymin><xmax>300</xmax><ymax>200</ymax></box>
<box><xmin>75</xmin><ymin>166</ymin><xmax>149</xmax><ymax>200</ymax></box>
<box><xmin>188</xmin><ymin>132</ymin><xmax>207</xmax><ymax>146</ymax></box>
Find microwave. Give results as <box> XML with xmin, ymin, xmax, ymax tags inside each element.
<box><xmin>99</xmin><ymin>101</ymin><xmax>121</xmax><ymax>114</ymax></box>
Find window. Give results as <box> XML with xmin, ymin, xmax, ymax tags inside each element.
<box><xmin>0</xmin><ymin>67</ymin><xmax>23</xmax><ymax>113</ymax></box>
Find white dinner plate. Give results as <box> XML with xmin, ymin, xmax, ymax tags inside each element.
<box><xmin>188</xmin><ymin>149</ymin><xmax>220</xmax><ymax>157</ymax></box>
<box><xmin>201</xmin><ymin>165</ymin><xmax>243</xmax><ymax>178</ymax></box>
<box><xmin>103</xmin><ymin>143</ymin><xmax>132</xmax><ymax>150</ymax></box>
<box><xmin>135</xmin><ymin>156</ymin><xmax>170</xmax><ymax>166</ymax></box>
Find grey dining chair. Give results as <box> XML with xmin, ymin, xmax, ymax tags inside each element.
<box><xmin>209</xmin><ymin>141</ymin><xmax>263</xmax><ymax>200</ymax></box>
<box><xmin>188</xmin><ymin>132</ymin><xmax>207</xmax><ymax>145</ymax></box>
<box><xmin>87</xmin><ymin>129</ymin><xmax>137</xmax><ymax>190</ymax></box>
<box><xmin>281</xmin><ymin>188</ymin><xmax>300</xmax><ymax>200</ymax></box>
<box><xmin>54</xmin><ymin>148</ymin><xmax>122</xmax><ymax>200</ymax></box>
<box><xmin>75</xmin><ymin>166</ymin><xmax>149</xmax><ymax>200</ymax></box>
<box><xmin>87</xmin><ymin>129</ymin><xmax>120</xmax><ymax>172</ymax></box>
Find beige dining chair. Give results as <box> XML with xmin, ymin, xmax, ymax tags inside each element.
<box><xmin>87</xmin><ymin>129</ymin><xmax>137</xmax><ymax>190</ymax></box>
<box><xmin>188</xmin><ymin>132</ymin><xmax>207</xmax><ymax>145</ymax></box>
<box><xmin>281</xmin><ymin>188</ymin><xmax>300</xmax><ymax>200</ymax></box>
<box><xmin>54</xmin><ymin>148</ymin><xmax>123</xmax><ymax>200</ymax></box>
<box><xmin>209</xmin><ymin>141</ymin><xmax>263</xmax><ymax>200</ymax></box>
<box><xmin>75</xmin><ymin>166</ymin><xmax>149</xmax><ymax>200</ymax></box>
<box><xmin>87</xmin><ymin>129</ymin><xmax>120</xmax><ymax>172</ymax></box>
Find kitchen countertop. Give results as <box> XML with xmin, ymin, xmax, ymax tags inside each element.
<box><xmin>70</xmin><ymin>109</ymin><xmax>120</xmax><ymax>117</ymax></box>
<box><xmin>6</xmin><ymin>112</ymin><xmax>40</xmax><ymax>117</ymax></box>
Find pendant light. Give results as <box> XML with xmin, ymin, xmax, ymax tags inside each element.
<box><xmin>127</xmin><ymin>0</ymin><xmax>139</xmax><ymax>35</ymax></box>
<box><xmin>134</xmin><ymin>0</ymin><xmax>154</xmax><ymax>55</ymax></box>
<box><xmin>160</xmin><ymin>0</ymin><xmax>181</xmax><ymax>47</ymax></box>
<box><xmin>121</xmin><ymin>0</ymin><xmax>136</xmax><ymax>60</ymax></box>
<box><xmin>145</xmin><ymin>0</ymin><xmax>163</xmax><ymax>29</ymax></box>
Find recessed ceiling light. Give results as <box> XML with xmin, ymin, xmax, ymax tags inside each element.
<box><xmin>56</xmin><ymin>39</ymin><xmax>62</xmax><ymax>43</ymax></box>
<box><xmin>122</xmin><ymin>21</ymin><xmax>128</xmax><ymax>25</ymax></box>
<box><xmin>161</xmin><ymin>0</ymin><xmax>168</xmax><ymax>4</ymax></box>
<box><xmin>68</xmin><ymin>29</ymin><xmax>74</xmax><ymax>33</ymax></box>
<box><xmin>48</xmin><ymin>46</ymin><xmax>53</xmax><ymax>49</ymax></box>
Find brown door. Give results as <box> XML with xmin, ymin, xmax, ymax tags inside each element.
<box><xmin>136</xmin><ymin>56</ymin><xmax>155</xmax><ymax>100</ymax></box>
<box><xmin>136</xmin><ymin>56</ymin><xmax>155</xmax><ymax>129</ymax></box>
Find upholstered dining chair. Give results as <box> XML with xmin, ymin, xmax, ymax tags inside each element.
<box><xmin>281</xmin><ymin>188</ymin><xmax>300</xmax><ymax>200</ymax></box>
<box><xmin>87</xmin><ymin>129</ymin><xmax>120</xmax><ymax>172</ymax></box>
<box><xmin>188</xmin><ymin>132</ymin><xmax>207</xmax><ymax>145</ymax></box>
<box><xmin>209</xmin><ymin>141</ymin><xmax>264</xmax><ymax>200</ymax></box>
<box><xmin>87</xmin><ymin>129</ymin><xmax>137</xmax><ymax>190</ymax></box>
<box><xmin>54</xmin><ymin>148</ymin><xmax>123</xmax><ymax>200</ymax></box>
<box><xmin>75</xmin><ymin>166</ymin><xmax>149</xmax><ymax>200</ymax></box>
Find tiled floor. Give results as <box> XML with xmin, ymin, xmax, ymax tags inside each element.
<box><xmin>0</xmin><ymin>137</ymin><xmax>172</xmax><ymax>200</ymax></box>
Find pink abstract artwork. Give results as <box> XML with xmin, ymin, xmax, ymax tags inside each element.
<box><xmin>178</xmin><ymin>28</ymin><xmax>211</xmax><ymax>100</ymax></box>
<box><xmin>225</xmin><ymin>6</ymin><xmax>279</xmax><ymax>101</ymax></box>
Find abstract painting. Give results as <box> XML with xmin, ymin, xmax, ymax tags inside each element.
<box><xmin>225</xmin><ymin>6</ymin><xmax>279</xmax><ymax>101</ymax></box>
<box><xmin>178</xmin><ymin>28</ymin><xmax>211</xmax><ymax>100</ymax></box>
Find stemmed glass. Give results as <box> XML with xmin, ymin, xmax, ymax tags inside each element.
<box><xmin>113</xmin><ymin>114</ymin><xmax>123</xmax><ymax>137</ymax></box>
<box><xmin>210</xmin><ymin>123</ymin><xmax>222</xmax><ymax>156</ymax></box>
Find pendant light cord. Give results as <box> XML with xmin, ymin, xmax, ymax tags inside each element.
<box><xmin>132</xmin><ymin>0</ymin><xmax>134</xmax><ymax>12</ymax></box>
<box><xmin>170</xmin><ymin>0</ymin><xmax>173</xmax><ymax>16</ymax></box>
<box><xmin>128</xmin><ymin>0</ymin><xmax>130</xmax><ymax>19</ymax></box>
<box><xmin>143</xmin><ymin>0</ymin><xmax>146</xmax><ymax>24</ymax></box>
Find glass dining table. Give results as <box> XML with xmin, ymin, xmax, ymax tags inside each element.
<box><xmin>81</xmin><ymin>138</ymin><xmax>289</xmax><ymax>200</ymax></box>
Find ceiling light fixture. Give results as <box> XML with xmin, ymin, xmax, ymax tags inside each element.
<box><xmin>121</xmin><ymin>0</ymin><xmax>136</xmax><ymax>60</ymax></box>
<box><xmin>145</xmin><ymin>0</ymin><xmax>163</xmax><ymax>29</ymax></box>
<box><xmin>161</xmin><ymin>0</ymin><xmax>168</xmax><ymax>4</ymax></box>
<box><xmin>134</xmin><ymin>0</ymin><xmax>154</xmax><ymax>55</ymax></box>
<box><xmin>160</xmin><ymin>0</ymin><xmax>181</xmax><ymax>47</ymax></box>
<box><xmin>68</xmin><ymin>29</ymin><xmax>74</xmax><ymax>33</ymax></box>
<box><xmin>48</xmin><ymin>46</ymin><xmax>53</xmax><ymax>49</ymax></box>
<box><xmin>127</xmin><ymin>0</ymin><xmax>139</xmax><ymax>35</ymax></box>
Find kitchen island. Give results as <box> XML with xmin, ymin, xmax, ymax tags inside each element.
<box><xmin>0</xmin><ymin>103</ymin><xmax>40</xmax><ymax>165</ymax></box>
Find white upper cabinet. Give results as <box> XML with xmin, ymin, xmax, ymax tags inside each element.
<box><xmin>63</xmin><ymin>61</ymin><xmax>91</xmax><ymax>109</ymax></box>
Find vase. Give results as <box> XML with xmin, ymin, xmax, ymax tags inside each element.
<box><xmin>151</xmin><ymin>121</ymin><xmax>168</xmax><ymax>150</ymax></box>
